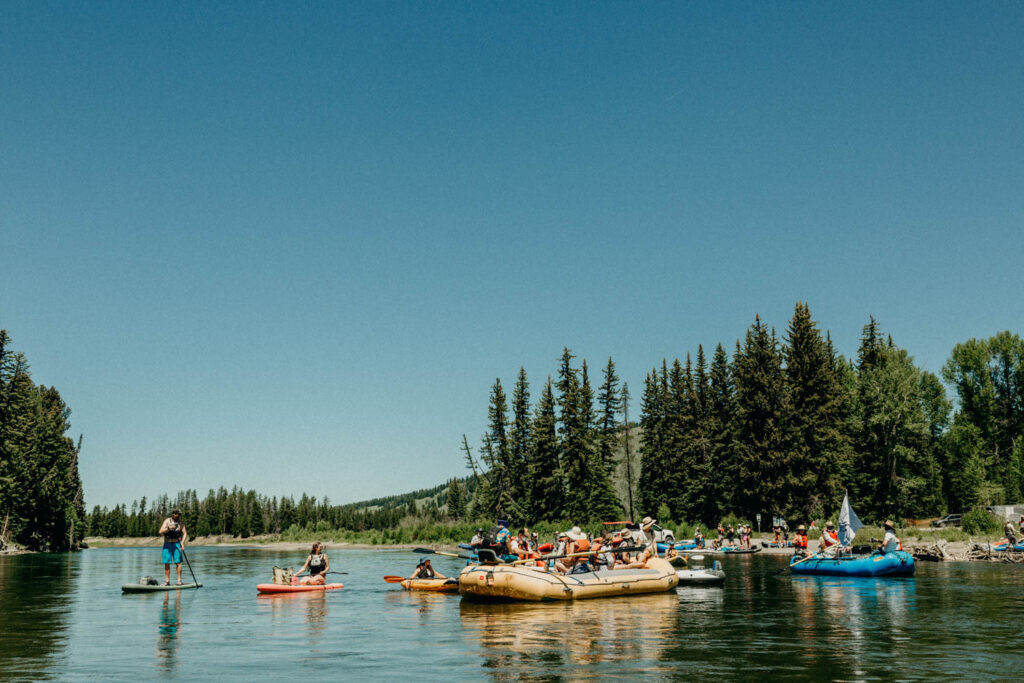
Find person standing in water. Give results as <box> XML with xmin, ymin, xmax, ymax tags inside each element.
<box><xmin>294</xmin><ymin>542</ymin><xmax>330</xmax><ymax>585</ymax></box>
<box><xmin>158</xmin><ymin>509</ymin><xmax>188</xmax><ymax>586</ymax></box>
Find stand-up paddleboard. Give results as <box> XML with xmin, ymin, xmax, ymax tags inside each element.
<box><xmin>122</xmin><ymin>582</ymin><xmax>202</xmax><ymax>593</ymax></box>
<box><xmin>256</xmin><ymin>583</ymin><xmax>344</xmax><ymax>594</ymax></box>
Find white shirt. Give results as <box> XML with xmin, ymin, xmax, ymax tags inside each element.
<box><xmin>881</xmin><ymin>530</ymin><xmax>899</xmax><ymax>553</ymax></box>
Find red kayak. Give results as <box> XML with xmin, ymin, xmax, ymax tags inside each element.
<box><xmin>257</xmin><ymin>583</ymin><xmax>344</xmax><ymax>594</ymax></box>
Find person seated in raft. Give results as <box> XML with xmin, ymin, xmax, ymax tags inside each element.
<box><xmin>469</xmin><ymin>528</ymin><xmax>484</xmax><ymax>549</ymax></box>
<box><xmin>663</xmin><ymin>544</ymin><xmax>679</xmax><ymax>561</ymax></box>
<box><xmin>639</xmin><ymin>516</ymin><xmax>657</xmax><ymax>546</ymax></box>
<box><xmin>593</xmin><ymin>532</ymin><xmax>617</xmax><ymax>569</ymax></box>
<box><xmin>793</xmin><ymin>525</ymin><xmax>809</xmax><ymax>556</ymax></box>
<box><xmin>820</xmin><ymin>521</ymin><xmax>840</xmax><ymax>554</ymax></box>
<box><xmin>294</xmin><ymin>542</ymin><xmax>329</xmax><ymax>585</ymax></box>
<box><xmin>1003</xmin><ymin>519</ymin><xmax>1018</xmax><ymax>547</ymax></box>
<box><xmin>618</xmin><ymin>543</ymin><xmax>655</xmax><ymax>570</ymax></box>
<box><xmin>878</xmin><ymin>520</ymin><xmax>901</xmax><ymax>554</ymax></box>
<box><xmin>1019</xmin><ymin>516</ymin><xmax>1024</xmax><ymax>538</ymax></box>
<box><xmin>556</xmin><ymin>528</ymin><xmax>592</xmax><ymax>574</ymax></box>
<box><xmin>410</xmin><ymin>557</ymin><xmax>445</xmax><ymax>580</ymax></box>
<box><xmin>694</xmin><ymin>526</ymin><xmax>705</xmax><ymax>549</ymax></box>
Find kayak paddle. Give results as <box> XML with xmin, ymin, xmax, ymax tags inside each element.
<box><xmin>383</xmin><ymin>575</ymin><xmax>408</xmax><ymax>583</ymax></box>
<box><xmin>413</xmin><ymin>547</ymin><xmax>475</xmax><ymax>560</ymax></box>
<box><xmin>771</xmin><ymin>551</ymin><xmax>821</xmax><ymax>576</ymax></box>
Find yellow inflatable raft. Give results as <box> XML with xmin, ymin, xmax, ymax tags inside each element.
<box><xmin>401</xmin><ymin>577</ymin><xmax>460</xmax><ymax>592</ymax></box>
<box><xmin>458</xmin><ymin>558</ymin><xmax>678</xmax><ymax>602</ymax></box>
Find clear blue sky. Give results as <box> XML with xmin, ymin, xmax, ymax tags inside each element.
<box><xmin>2</xmin><ymin>3</ymin><xmax>1022</xmax><ymax>509</ymax></box>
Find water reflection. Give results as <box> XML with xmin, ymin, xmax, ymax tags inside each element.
<box><xmin>790</xmin><ymin>576</ymin><xmax>916</xmax><ymax>678</ymax></box>
<box><xmin>157</xmin><ymin>591</ymin><xmax>182</xmax><ymax>673</ymax></box>
<box><xmin>459</xmin><ymin>593</ymin><xmax>678</xmax><ymax>680</ymax></box>
<box><xmin>257</xmin><ymin>592</ymin><xmax>330</xmax><ymax>643</ymax></box>
<box><xmin>0</xmin><ymin>554</ymin><xmax>76</xmax><ymax>680</ymax></box>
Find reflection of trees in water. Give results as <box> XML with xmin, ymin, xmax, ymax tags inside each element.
<box><xmin>459</xmin><ymin>593</ymin><xmax>678</xmax><ymax>679</ymax></box>
<box><xmin>157</xmin><ymin>591</ymin><xmax>182</xmax><ymax>673</ymax></box>
<box><xmin>0</xmin><ymin>554</ymin><xmax>76</xmax><ymax>678</ymax></box>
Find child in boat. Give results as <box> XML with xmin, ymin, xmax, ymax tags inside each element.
<box><xmin>793</xmin><ymin>525</ymin><xmax>809</xmax><ymax>556</ymax></box>
<box><xmin>694</xmin><ymin>527</ymin><xmax>705</xmax><ymax>549</ymax></box>
<box><xmin>294</xmin><ymin>542</ymin><xmax>329</xmax><ymax>585</ymax></box>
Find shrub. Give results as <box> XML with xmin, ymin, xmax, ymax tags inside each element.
<box><xmin>961</xmin><ymin>508</ymin><xmax>1002</xmax><ymax>535</ymax></box>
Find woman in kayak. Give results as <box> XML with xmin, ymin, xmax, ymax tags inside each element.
<box><xmin>294</xmin><ymin>542</ymin><xmax>330</xmax><ymax>585</ymax></box>
<box><xmin>410</xmin><ymin>557</ymin><xmax>445</xmax><ymax>579</ymax></box>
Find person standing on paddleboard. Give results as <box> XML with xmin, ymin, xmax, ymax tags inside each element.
<box><xmin>158</xmin><ymin>509</ymin><xmax>188</xmax><ymax>586</ymax></box>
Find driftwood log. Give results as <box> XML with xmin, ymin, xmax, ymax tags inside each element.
<box><xmin>910</xmin><ymin>539</ymin><xmax>950</xmax><ymax>562</ymax></box>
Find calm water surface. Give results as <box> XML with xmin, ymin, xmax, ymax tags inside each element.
<box><xmin>1</xmin><ymin>548</ymin><xmax>1022</xmax><ymax>681</ymax></box>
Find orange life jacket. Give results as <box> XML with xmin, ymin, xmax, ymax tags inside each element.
<box><xmin>822</xmin><ymin>530</ymin><xmax>839</xmax><ymax>547</ymax></box>
<box><xmin>794</xmin><ymin>533</ymin><xmax>808</xmax><ymax>548</ymax></box>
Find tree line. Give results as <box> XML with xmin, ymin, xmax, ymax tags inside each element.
<box><xmin>85</xmin><ymin>482</ymin><xmax>470</xmax><ymax>539</ymax></box>
<box><xmin>0</xmin><ymin>330</ymin><xmax>86</xmax><ymax>551</ymax></box>
<box><xmin>459</xmin><ymin>304</ymin><xmax>1023</xmax><ymax>528</ymax></box>
<box><xmin>77</xmin><ymin>305</ymin><xmax>1024</xmax><ymax>541</ymax></box>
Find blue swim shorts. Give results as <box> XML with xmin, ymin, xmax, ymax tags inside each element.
<box><xmin>162</xmin><ymin>542</ymin><xmax>182</xmax><ymax>565</ymax></box>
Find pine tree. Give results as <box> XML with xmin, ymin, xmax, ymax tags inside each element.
<box><xmin>527</xmin><ymin>378</ymin><xmax>563</xmax><ymax>521</ymax></box>
<box><xmin>705</xmin><ymin>343</ymin><xmax>735</xmax><ymax>524</ymax></box>
<box><xmin>510</xmin><ymin>368</ymin><xmax>531</xmax><ymax>509</ymax></box>
<box><xmin>733</xmin><ymin>316</ymin><xmax>789</xmax><ymax>523</ymax></box>
<box><xmin>638</xmin><ymin>368</ymin><xmax>667</xmax><ymax>515</ymax></box>
<box><xmin>596</xmin><ymin>357</ymin><xmax>622</xmax><ymax>474</ymax></box>
<box><xmin>446</xmin><ymin>478</ymin><xmax>467</xmax><ymax>520</ymax></box>
<box><xmin>782</xmin><ymin>303</ymin><xmax>850</xmax><ymax>520</ymax></box>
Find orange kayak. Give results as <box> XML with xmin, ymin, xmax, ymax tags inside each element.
<box><xmin>257</xmin><ymin>583</ymin><xmax>344</xmax><ymax>594</ymax></box>
<box><xmin>400</xmin><ymin>578</ymin><xmax>459</xmax><ymax>592</ymax></box>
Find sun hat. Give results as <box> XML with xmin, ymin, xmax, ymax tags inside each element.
<box><xmin>567</xmin><ymin>526</ymin><xmax>587</xmax><ymax>541</ymax></box>
<box><xmin>796</xmin><ymin>524</ymin><xmax>806</xmax><ymax>531</ymax></box>
<box><xmin>883</xmin><ymin>519</ymin><xmax>895</xmax><ymax>529</ymax></box>
<box><xmin>417</xmin><ymin>558</ymin><xmax>429</xmax><ymax>566</ymax></box>
<box><xmin>826</xmin><ymin>521</ymin><xmax>834</xmax><ymax>529</ymax></box>
<box><xmin>641</xmin><ymin>516</ymin><xmax>656</xmax><ymax>530</ymax></box>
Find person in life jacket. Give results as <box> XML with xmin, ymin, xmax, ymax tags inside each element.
<box><xmin>410</xmin><ymin>557</ymin><xmax>445</xmax><ymax>580</ymax></box>
<box><xmin>879</xmin><ymin>520</ymin><xmax>902</xmax><ymax>553</ymax></box>
<box><xmin>793</xmin><ymin>525</ymin><xmax>809</xmax><ymax>555</ymax></box>
<box><xmin>294</xmin><ymin>542</ymin><xmax>330</xmax><ymax>585</ymax></box>
<box><xmin>821</xmin><ymin>521</ymin><xmax>840</xmax><ymax>552</ymax></box>
<box><xmin>694</xmin><ymin>526</ymin><xmax>705</xmax><ymax>549</ymax></box>
<box><xmin>556</xmin><ymin>527</ymin><xmax>592</xmax><ymax>574</ymax></box>
<box><xmin>158</xmin><ymin>508</ymin><xmax>188</xmax><ymax>586</ymax></box>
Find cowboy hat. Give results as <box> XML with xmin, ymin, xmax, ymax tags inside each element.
<box><xmin>641</xmin><ymin>516</ymin><xmax>656</xmax><ymax>530</ymax></box>
<box><xmin>796</xmin><ymin>524</ymin><xmax>806</xmax><ymax>531</ymax></box>
<box><xmin>883</xmin><ymin>519</ymin><xmax>895</xmax><ymax>529</ymax></box>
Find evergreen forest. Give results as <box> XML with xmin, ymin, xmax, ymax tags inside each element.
<box><xmin>0</xmin><ymin>331</ymin><xmax>86</xmax><ymax>551</ymax></box>
<box><xmin>86</xmin><ymin>305</ymin><xmax>1024</xmax><ymax>541</ymax></box>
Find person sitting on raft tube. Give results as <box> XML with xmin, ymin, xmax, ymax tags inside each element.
<box><xmin>294</xmin><ymin>542</ymin><xmax>329</xmax><ymax>585</ymax></box>
<box><xmin>410</xmin><ymin>557</ymin><xmax>444</xmax><ymax>580</ymax></box>
<box><xmin>879</xmin><ymin>520</ymin><xmax>902</xmax><ymax>554</ymax></box>
<box><xmin>793</xmin><ymin>525</ymin><xmax>809</xmax><ymax>555</ymax></box>
<box><xmin>158</xmin><ymin>508</ymin><xmax>188</xmax><ymax>586</ymax></box>
<box><xmin>1003</xmin><ymin>519</ymin><xmax>1018</xmax><ymax>547</ymax></box>
<box><xmin>694</xmin><ymin>526</ymin><xmax>705</xmax><ymax>549</ymax></box>
<box><xmin>820</xmin><ymin>521</ymin><xmax>840</xmax><ymax>553</ymax></box>
<box><xmin>469</xmin><ymin>528</ymin><xmax>484</xmax><ymax>549</ymax></box>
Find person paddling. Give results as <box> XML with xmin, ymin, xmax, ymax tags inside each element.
<box><xmin>294</xmin><ymin>542</ymin><xmax>330</xmax><ymax>585</ymax></box>
<box><xmin>410</xmin><ymin>557</ymin><xmax>444</xmax><ymax>579</ymax></box>
<box><xmin>158</xmin><ymin>508</ymin><xmax>188</xmax><ymax>586</ymax></box>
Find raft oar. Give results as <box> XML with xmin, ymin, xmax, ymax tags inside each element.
<box><xmin>384</xmin><ymin>575</ymin><xmax>409</xmax><ymax>583</ymax></box>
<box><xmin>179</xmin><ymin>543</ymin><xmax>200</xmax><ymax>588</ymax></box>
<box><xmin>413</xmin><ymin>547</ymin><xmax>475</xmax><ymax>560</ymax></box>
<box><xmin>771</xmin><ymin>551</ymin><xmax>821</xmax><ymax>577</ymax></box>
<box><xmin>509</xmin><ymin>544</ymin><xmax>645</xmax><ymax>565</ymax></box>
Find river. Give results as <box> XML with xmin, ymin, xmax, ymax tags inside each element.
<box><xmin>0</xmin><ymin>547</ymin><xmax>1021</xmax><ymax>680</ymax></box>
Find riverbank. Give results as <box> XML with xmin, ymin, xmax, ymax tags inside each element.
<box><xmin>84</xmin><ymin>535</ymin><xmax>430</xmax><ymax>551</ymax></box>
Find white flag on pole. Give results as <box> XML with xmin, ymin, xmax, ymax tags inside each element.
<box><xmin>838</xmin><ymin>492</ymin><xmax>862</xmax><ymax>546</ymax></box>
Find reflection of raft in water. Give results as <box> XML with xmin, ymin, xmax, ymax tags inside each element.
<box><xmin>458</xmin><ymin>558</ymin><xmax>678</xmax><ymax>602</ymax></box>
<box><xmin>789</xmin><ymin>551</ymin><xmax>915</xmax><ymax>577</ymax></box>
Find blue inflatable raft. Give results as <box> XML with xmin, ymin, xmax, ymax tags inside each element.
<box><xmin>657</xmin><ymin>540</ymin><xmax>698</xmax><ymax>552</ymax></box>
<box><xmin>991</xmin><ymin>541</ymin><xmax>1024</xmax><ymax>552</ymax></box>
<box><xmin>789</xmin><ymin>551</ymin><xmax>915</xmax><ymax>577</ymax></box>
